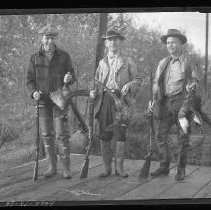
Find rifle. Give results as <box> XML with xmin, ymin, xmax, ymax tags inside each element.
<box><xmin>33</xmin><ymin>101</ymin><xmax>44</xmax><ymax>181</ymax></box>
<box><xmin>139</xmin><ymin>70</ymin><xmax>157</xmax><ymax>179</ymax></box>
<box><xmin>79</xmin><ymin>82</ymin><xmax>96</xmax><ymax>179</ymax></box>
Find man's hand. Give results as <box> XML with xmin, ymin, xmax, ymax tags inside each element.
<box><xmin>115</xmin><ymin>100</ymin><xmax>123</xmax><ymax>111</ymax></box>
<box><xmin>148</xmin><ymin>100</ymin><xmax>154</xmax><ymax>113</ymax></box>
<box><xmin>178</xmin><ymin>117</ymin><xmax>189</xmax><ymax>134</ymax></box>
<box><xmin>33</xmin><ymin>91</ymin><xmax>42</xmax><ymax>101</ymax></box>
<box><xmin>64</xmin><ymin>72</ymin><xmax>72</xmax><ymax>84</ymax></box>
<box><xmin>186</xmin><ymin>82</ymin><xmax>197</xmax><ymax>92</ymax></box>
<box><xmin>89</xmin><ymin>89</ymin><xmax>97</xmax><ymax>100</ymax></box>
<box><xmin>121</xmin><ymin>83</ymin><xmax>130</xmax><ymax>96</ymax></box>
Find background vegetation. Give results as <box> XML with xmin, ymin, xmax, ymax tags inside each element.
<box><xmin>0</xmin><ymin>13</ymin><xmax>210</xmax><ymax>171</ymax></box>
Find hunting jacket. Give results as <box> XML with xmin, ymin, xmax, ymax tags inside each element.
<box><xmin>93</xmin><ymin>54</ymin><xmax>141</xmax><ymax>135</ymax></box>
<box><xmin>26</xmin><ymin>45</ymin><xmax>76</xmax><ymax>105</ymax></box>
<box><xmin>153</xmin><ymin>54</ymin><xmax>199</xmax><ymax>101</ymax></box>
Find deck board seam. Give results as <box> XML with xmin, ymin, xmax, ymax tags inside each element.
<box><xmin>0</xmin><ymin>161</ymin><xmax>104</xmax><ymax>200</ymax></box>
<box><xmin>152</xmin><ymin>166</ymin><xmax>201</xmax><ymax>199</ymax></box>
<box><xmin>103</xmin><ymin>163</ymin><xmax>177</xmax><ymax>200</ymax></box>
<box><xmin>0</xmin><ymin>155</ymin><xmax>96</xmax><ymax>189</ymax></box>
<box><xmin>39</xmin><ymin>160</ymin><xmax>153</xmax><ymax>200</ymax></box>
<box><xmin>0</xmin><ymin>153</ymin><xmax>91</xmax><ymax>172</ymax></box>
<box><xmin>191</xmin><ymin>179</ymin><xmax>211</xmax><ymax>198</ymax></box>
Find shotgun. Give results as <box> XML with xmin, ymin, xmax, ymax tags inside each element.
<box><xmin>94</xmin><ymin>79</ymin><xmax>126</xmax><ymax>110</ymax></box>
<box><xmin>139</xmin><ymin>70</ymin><xmax>157</xmax><ymax>179</ymax></box>
<box><xmin>79</xmin><ymin>89</ymin><xmax>95</xmax><ymax>179</ymax></box>
<box><xmin>33</xmin><ymin>101</ymin><xmax>43</xmax><ymax>181</ymax></box>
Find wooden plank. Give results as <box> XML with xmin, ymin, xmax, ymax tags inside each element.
<box><xmin>193</xmin><ymin>180</ymin><xmax>211</xmax><ymax>198</ymax></box>
<box><xmin>31</xmin><ymin>158</ymin><xmax>146</xmax><ymax>201</ymax></box>
<box><xmin>116</xmin><ymin>165</ymin><xmax>200</xmax><ymax>200</ymax></box>
<box><xmin>101</xmin><ymin>163</ymin><xmax>177</xmax><ymax>201</ymax></box>
<box><xmin>10</xmin><ymin>156</ymin><xmax>104</xmax><ymax>201</ymax></box>
<box><xmin>43</xmin><ymin>161</ymin><xmax>177</xmax><ymax>201</ymax></box>
<box><xmin>0</xmin><ymin>155</ymin><xmax>102</xmax><ymax>202</ymax></box>
<box><xmin>42</xmin><ymin>159</ymin><xmax>148</xmax><ymax>201</ymax></box>
<box><xmin>157</xmin><ymin>166</ymin><xmax>211</xmax><ymax>199</ymax></box>
<box><xmin>0</xmin><ymin>154</ymin><xmax>84</xmax><ymax>189</ymax></box>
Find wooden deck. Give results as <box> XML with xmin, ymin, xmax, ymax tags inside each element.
<box><xmin>1</xmin><ymin>154</ymin><xmax>211</xmax><ymax>205</ymax></box>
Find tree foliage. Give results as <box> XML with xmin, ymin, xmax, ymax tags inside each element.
<box><xmin>0</xmin><ymin>13</ymin><xmax>207</xmax><ymax>160</ymax></box>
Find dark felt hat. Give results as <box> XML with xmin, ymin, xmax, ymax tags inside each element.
<box><xmin>161</xmin><ymin>29</ymin><xmax>187</xmax><ymax>45</ymax></box>
<box><xmin>102</xmin><ymin>30</ymin><xmax>125</xmax><ymax>40</ymax></box>
<box><xmin>38</xmin><ymin>24</ymin><xmax>59</xmax><ymax>36</ymax></box>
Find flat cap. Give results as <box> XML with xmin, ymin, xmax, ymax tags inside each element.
<box><xmin>38</xmin><ymin>24</ymin><xmax>59</xmax><ymax>36</ymax></box>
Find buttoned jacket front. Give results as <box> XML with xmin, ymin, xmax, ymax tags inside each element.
<box><xmin>26</xmin><ymin>46</ymin><xmax>76</xmax><ymax>104</ymax></box>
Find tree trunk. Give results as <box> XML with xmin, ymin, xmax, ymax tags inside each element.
<box><xmin>95</xmin><ymin>13</ymin><xmax>108</xmax><ymax>70</ymax></box>
<box><xmin>92</xmin><ymin>13</ymin><xmax>108</xmax><ymax>153</ymax></box>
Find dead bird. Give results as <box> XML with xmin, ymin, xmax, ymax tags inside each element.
<box><xmin>178</xmin><ymin>85</ymin><xmax>211</xmax><ymax>134</ymax></box>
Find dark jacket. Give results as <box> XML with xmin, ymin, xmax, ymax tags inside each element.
<box><xmin>26</xmin><ymin>46</ymin><xmax>76</xmax><ymax>104</ymax></box>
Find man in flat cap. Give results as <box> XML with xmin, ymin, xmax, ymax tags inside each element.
<box><xmin>90</xmin><ymin>30</ymin><xmax>141</xmax><ymax>178</ymax></box>
<box><xmin>26</xmin><ymin>24</ymin><xmax>76</xmax><ymax>179</ymax></box>
<box><xmin>149</xmin><ymin>29</ymin><xmax>200</xmax><ymax>180</ymax></box>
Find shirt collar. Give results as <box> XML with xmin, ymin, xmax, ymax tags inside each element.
<box><xmin>170</xmin><ymin>53</ymin><xmax>184</xmax><ymax>62</ymax></box>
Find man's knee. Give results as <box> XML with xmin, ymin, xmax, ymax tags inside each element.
<box><xmin>113</xmin><ymin>125</ymin><xmax>126</xmax><ymax>142</ymax></box>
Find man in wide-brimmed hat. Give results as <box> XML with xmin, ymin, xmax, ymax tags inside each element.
<box><xmin>149</xmin><ymin>29</ymin><xmax>200</xmax><ymax>180</ymax></box>
<box><xmin>90</xmin><ymin>30</ymin><xmax>141</xmax><ymax>178</ymax></box>
<box><xmin>26</xmin><ymin>24</ymin><xmax>76</xmax><ymax>179</ymax></box>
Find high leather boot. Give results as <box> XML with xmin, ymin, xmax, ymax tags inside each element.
<box><xmin>55</xmin><ymin>117</ymin><xmax>71</xmax><ymax>179</ymax></box>
<box><xmin>61</xmin><ymin>154</ymin><xmax>71</xmax><ymax>179</ymax></box>
<box><xmin>150</xmin><ymin>144</ymin><xmax>170</xmax><ymax>177</ymax></box>
<box><xmin>98</xmin><ymin>140</ymin><xmax>112</xmax><ymax>178</ymax></box>
<box><xmin>175</xmin><ymin>145</ymin><xmax>187</xmax><ymax>181</ymax></box>
<box><xmin>44</xmin><ymin>144</ymin><xmax>57</xmax><ymax>178</ymax></box>
<box><xmin>58</xmin><ymin>140</ymin><xmax>71</xmax><ymax>179</ymax></box>
<box><xmin>40</xmin><ymin>117</ymin><xmax>57</xmax><ymax>178</ymax></box>
<box><xmin>115</xmin><ymin>141</ymin><xmax>128</xmax><ymax>178</ymax></box>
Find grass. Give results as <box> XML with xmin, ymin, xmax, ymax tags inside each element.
<box><xmin>0</xmin><ymin>97</ymin><xmax>209</xmax><ymax>172</ymax></box>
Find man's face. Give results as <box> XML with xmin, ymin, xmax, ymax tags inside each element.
<box><xmin>166</xmin><ymin>36</ymin><xmax>182</xmax><ymax>55</ymax></box>
<box><xmin>105</xmin><ymin>37</ymin><xmax>121</xmax><ymax>53</ymax></box>
<box><xmin>41</xmin><ymin>35</ymin><xmax>56</xmax><ymax>51</ymax></box>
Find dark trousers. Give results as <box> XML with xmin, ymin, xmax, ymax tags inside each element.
<box><xmin>155</xmin><ymin>94</ymin><xmax>190</xmax><ymax>167</ymax></box>
<box><xmin>97</xmin><ymin>91</ymin><xmax>126</xmax><ymax>142</ymax></box>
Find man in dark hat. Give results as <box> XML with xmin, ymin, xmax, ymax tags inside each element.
<box><xmin>26</xmin><ymin>24</ymin><xmax>76</xmax><ymax>179</ymax></box>
<box><xmin>90</xmin><ymin>30</ymin><xmax>141</xmax><ymax>178</ymax></box>
<box><xmin>149</xmin><ymin>29</ymin><xmax>200</xmax><ymax>180</ymax></box>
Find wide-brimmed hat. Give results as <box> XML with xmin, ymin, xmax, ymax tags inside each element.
<box><xmin>161</xmin><ymin>29</ymin><xmax>187</xmax><ymax>45</ymax></box>
<box><xmin>38</xmin><ymin>24</ymin><xmax>59</xmax><ymax>37</ymax></box>
<box><xmin>102</xmin><ymin>30</ymin><xmax>125</xmax><ymax>40</ymax></box>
